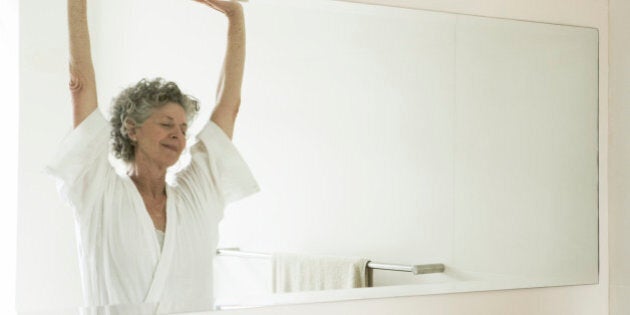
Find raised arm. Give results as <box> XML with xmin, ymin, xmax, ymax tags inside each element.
<box><xmin>68</xmin><ymin>0</ymin><xmax>98</xmax><ymax>128</ymax></box>
<box><xmin>193</xmin><ymin>0</ymin><xmax>246</xmax><ymax>140</ymax></box>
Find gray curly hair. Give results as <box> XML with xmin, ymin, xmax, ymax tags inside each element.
<box><xmin>110</xmin><ymin>78</ymin><xmax>200</xmax><ymax>163</ymax></box>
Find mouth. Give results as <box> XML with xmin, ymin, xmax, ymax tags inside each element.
<box><xmin>161</xmin><ymin>143</ymin><xmax>179</xmax><ymax>152</ymax></box>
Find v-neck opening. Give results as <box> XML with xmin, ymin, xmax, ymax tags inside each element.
<box><xmin>123</xmin><ymin>175</ymin><xmax>179</xmax><ymax>303</ymax></box>
<box><xmin>124</xmin><ymin>175</ymin><xmax>171</xmax><ymax>252</ymax></box>
<box><xmin>145</xmin><ymin>184</ymin><xmax>177</xmax><ymax>302</ymax></box>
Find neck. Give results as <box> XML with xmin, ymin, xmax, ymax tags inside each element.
<box><xmin>128</xmin><ymin>162</ymin><xmax>167</xmax><ymax>198</ymax></box>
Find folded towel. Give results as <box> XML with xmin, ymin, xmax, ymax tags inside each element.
<box><xmin>272</xmin><ymin>252</ymin><xmax>371</xmax><ymax>293</ymax></box>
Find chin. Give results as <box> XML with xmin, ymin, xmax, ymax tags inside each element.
<box><xmin>164</xmin><ymin>157</ymin><xmax>181</xmax><ymax>168</ymax></box>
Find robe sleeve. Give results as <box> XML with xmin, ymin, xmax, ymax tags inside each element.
<box><xmin>45</xmin><ymin>110</ymin><xmax>114</xmax><ymax>216</ymax></box>
<box><xmin>176</xmin><ymin>121</ymin><xmax>260</xmax><ymax>210</ymax></box>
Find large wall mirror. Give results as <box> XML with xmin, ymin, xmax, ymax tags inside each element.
<box><xmin>18</xmin><ymin>0</ymin><xmax>598</xmax><ymax>313</ymax></box>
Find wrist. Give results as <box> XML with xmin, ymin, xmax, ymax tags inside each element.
<box><xmin>225</xmin><ymin>4</ymin><xmax>244</xmax><ymax>19</ymax></box>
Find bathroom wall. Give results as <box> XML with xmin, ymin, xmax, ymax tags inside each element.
<box><xmin>0</xmin><ymin>0</ymin><xmax>18</xmax><ymax>313</ymax></box>
<box><xmin>214</xmin><ymin>4</ymin><xmax>599</xmax><ymax>303</ymax></box>
<box><xmin>216</xmin><ymin>0</ymin><xmax>611</xmax><ymax>314</ymax></box>
<box><xmin>609</xmin><ymin>0</ymin><xmax>630</xmax><ymax>314</ymax></box>
<box><xmin>17</xmin><ymin>0</ymin><xmax>84</xmax><ymax>311</ymax></box>
<box><xmin>14</xmin><ymin>0</ymin><xmax>611</xmax><ymax>314</ymax></box>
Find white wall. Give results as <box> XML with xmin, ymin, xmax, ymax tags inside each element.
<box><xmin>609</xmin><ymin>0</ymin><xmax>630</xmax><ymax>314</ymax></box>
<box><xmin>451</xmin><ymin>17</ymin><xmax>598</xmax><ymax>283</ymax></box>
<box><xmin>216</xmin><ymin>0</ymin><xmax>611</xmax><ymax>314</ymax></box>
<box><xmin>215</xmin><ymin>5</ymin><xmax>599</xmax><ymax>303</ymax></box>
<box><xmin>0</xmin><ymin>0</ymin><xmax>18</xmax><ymax>313</ymax></box>
<box><xmin>15</xmin><ymin>0</ymin><xmax>610</xmax><ymax>314</ymax></box>
<box><xmin>215</xmin><ymin>3</ymin><xmax>460</xmax><ymax>297</ymax></box>
<box><xmin>17</xmin><ymin>0</ymin><xmax>84</xmax><ymax>311</ymax></box>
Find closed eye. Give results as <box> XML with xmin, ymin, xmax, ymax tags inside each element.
<box><xmin>160</xmin><ymin>120</ymin><xmax>187</xmax><ymax>136</ymax></box>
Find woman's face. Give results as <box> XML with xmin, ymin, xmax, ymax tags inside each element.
<box><xmin>132</xmin><ymin>102</ymin><xmax>188</xmax><ymax>169</ymax></box>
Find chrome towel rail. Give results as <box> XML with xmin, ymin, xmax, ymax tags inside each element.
<box><xmin>216</xmin><ymin>248</ymin><xmax>445</xmax><ymax>275</ymax></box>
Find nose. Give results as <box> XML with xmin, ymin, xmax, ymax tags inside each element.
<box><xmin>169</xmin><ymin>130</ymin><xmax>186</xmax><ymax>145</ymax></box>
<box><xmin>170</xmin><ymin>128</ymin><xmax>185</xmax><ymax>139</ymax></box>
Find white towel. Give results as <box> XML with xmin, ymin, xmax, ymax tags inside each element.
<box><xmin>272</xmin><ymin>253</ymin><xmax>371</xmax><ymax>293</ymax></box>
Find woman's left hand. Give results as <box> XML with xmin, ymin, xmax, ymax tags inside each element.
<box><xmin>191</xmin><ymin>0</ymin><xmax>245</xmax><ymax>17</ymax></box>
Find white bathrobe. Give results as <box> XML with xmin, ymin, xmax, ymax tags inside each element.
<box><xmin>46</xmin><ymin>110</ymin><xmax>260</xmax><ymax>313</ymax></box>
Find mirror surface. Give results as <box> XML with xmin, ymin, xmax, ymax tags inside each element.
<box><xmin>18</xmin><ymin>0</ymin><xmax>599</xmax><ymax>312</ymax></box>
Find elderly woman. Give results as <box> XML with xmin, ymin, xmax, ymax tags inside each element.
<box><xmin>46</xmin><ymin>0</ymin><xmax>259</xmax><ymax>313</ymax></box>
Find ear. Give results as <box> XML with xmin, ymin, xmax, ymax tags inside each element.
<box><xmin>125</xmin><ymin>119</ymin><xmax>138</xmax><ymax>142</ymax></box>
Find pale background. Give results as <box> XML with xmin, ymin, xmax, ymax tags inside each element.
<box><xmin>0</xmin><ymin>0</ymin><xmax>18</xmax><ymax>314</ymax></box>
<box><xmin>4</xmin><ymin>0</ymin><xmax>630</xmax><ymax>314</ymax></box>
<box><xmin>16</xmin><ymin>0</ymin><xmax>600</xmax><ymax>312</ymax></box>
<box><xmin>214</xmin><ymin>2</ymin><xmax>599</xmax><ymax>305</ymax></box>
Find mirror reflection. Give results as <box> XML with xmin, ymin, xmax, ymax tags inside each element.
<box><xmin>18</xmin><ymin>0</ymin><xmax>599</xmax><ymax>313</ymax></box>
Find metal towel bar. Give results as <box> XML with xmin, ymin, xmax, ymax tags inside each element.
<box><xmin>216</xmin><ymin>248</ymin><xmax>445</xmax><ymax>275</ymax></box>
